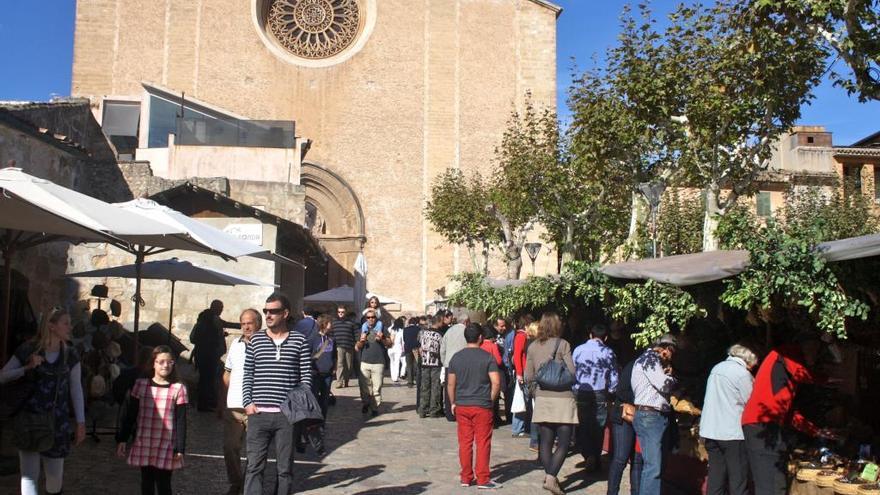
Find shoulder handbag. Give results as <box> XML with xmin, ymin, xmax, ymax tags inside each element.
<box><xmin>535</xmin><ymin>338</ymin><xmax>576</xmax><ymax>392</ymax></box>
<box><xmin>12</xmin><ymin>347</ymin><xmax>66</xmax><ymax>452</ymax></box>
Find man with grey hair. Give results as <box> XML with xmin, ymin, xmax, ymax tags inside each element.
<box><xmin>699</xmin><ymin>344</ymin><xmax>757</xmax><ymax>495</ymax></box>
<box><xmin>440</xmin><ymin>309</ymin><xmax>470</xmax><ymax>421</ymax></box>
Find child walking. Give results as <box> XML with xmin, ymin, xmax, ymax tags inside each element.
<box><xmin>116</xmin><ymin>345</ymin><xmax>188</xmax><ymax>495</ymax></box>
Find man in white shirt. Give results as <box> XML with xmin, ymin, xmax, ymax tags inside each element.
<box><xmin>222</xmin><ymin>308</ymin><xmax>260</xmax><ymax>495</ymax></box>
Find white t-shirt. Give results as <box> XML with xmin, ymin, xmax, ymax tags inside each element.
<box><xmin>224</xmin><ymin>336</ymin><xmax>247</xmax><ymax>409</ymax></box>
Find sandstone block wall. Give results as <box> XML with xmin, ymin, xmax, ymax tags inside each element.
<box><xmin>72</xmin><ymin>0</ymin><xmax>560</xmax><ymax>311</ymax></box>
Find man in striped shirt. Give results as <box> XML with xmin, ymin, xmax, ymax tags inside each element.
<box><xmin>242</xmin><ymin>292</ymin><xmax>312</xmax><ymax>495</ymax></box>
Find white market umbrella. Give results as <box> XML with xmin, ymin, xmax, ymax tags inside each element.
<box><xmin>353</xmin><ymin>252</ymin><xmax>367</xmax><ymax>313</ymax></box>
<box><xmin>0</xmin><ymin>167</ymin><xmax>189</xmax><ymax>360</ymax></box>
<box><xmin>112</xmin><ymin>199</ymin><xmax>280</xmax><ymax>342</ymax></box>
<box><xmin>68</xmin><ymin>257</ymin><xmax>275</xmax><ymax>338</ymax></box>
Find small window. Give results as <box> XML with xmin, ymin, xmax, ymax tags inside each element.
<box><xmin>756</xmin><ymin>192</ymin><xmax>772</xmax><ymax>217</ymax></box>
<box><xmin>102</xmin><ymin>101</ymin><xmax>141</xmax><ymax>159</ymax></box>
<box><xmin>807</xmin><ymin>136</ymin><xmax>814</xmax><ymax>144</ymax></box>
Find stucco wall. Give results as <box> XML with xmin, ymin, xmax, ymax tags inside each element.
<box><xmin>71</xmin><ymin>0</ymin><xmax>560</xmax><ymax>311</ymax></box>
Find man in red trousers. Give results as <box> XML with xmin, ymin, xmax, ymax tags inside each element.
<box><xmin>448</xmin><ymin>323</ymin><xmax>503</xmax><ymax>490</ymax></box>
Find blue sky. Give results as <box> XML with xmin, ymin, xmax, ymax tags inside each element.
<box><xmin>0</xmin><ymin>1</ymin><xmax>877</xmax><ymax>145</ymax></box>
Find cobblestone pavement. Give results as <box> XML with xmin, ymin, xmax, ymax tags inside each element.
<box><xmin>0</xmin><ymin>380</ymin><xmax>630</xmax><ymax>494</ymax></box>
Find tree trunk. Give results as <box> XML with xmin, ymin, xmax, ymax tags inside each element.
<box><xmin>480</xmin><ymin>240</ymin><xmax>490</xmax><ymax>276</ymax></box>
<box><xmin>466</xmin><ymin>244</ymin><xmax>481</xmax><ymax>273</ymax></box>
<box><xmin>618</xmin><ymin>191</ymin><xmax>645</xmax><ymax>259</ymax></box>
<box><xmin>560</xmin><ymin>221</ymin><xmax>576</xmax><ymax>269</ymax></box>
<box><xmin>506</xmin><ymin>252</ymin><xmax>523</xmax><ymax>279</ymax></box>
<box><xmin>702</xmin><ymin>184</ymin><xmax>723</xmax><ymax>252</ymax></box>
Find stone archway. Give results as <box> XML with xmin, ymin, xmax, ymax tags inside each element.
<box><xmin>300</xmin><ymin>161</ymin><xmax>366</xmax><ymax>290</ymax></box>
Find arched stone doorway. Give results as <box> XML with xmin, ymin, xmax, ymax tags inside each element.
<box><xmin>300</xmin><ymin>161</ymin><xmax>366</xmax><ymax>291</ymax></box>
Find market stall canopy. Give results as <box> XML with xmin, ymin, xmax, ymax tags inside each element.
<box><xmin>304</xmin><ymin>285</ymin><xmax>400</xmax><ymax>305</ymax></box>
<box><xmin>815</xmin><ymin>233</ymin><xmax>880</xmax><ymax>262</ymax></box>
<box><xmin>600</xmin><ymin>250</ymin><xmax>751</xmax><ymax>287</ymax></box>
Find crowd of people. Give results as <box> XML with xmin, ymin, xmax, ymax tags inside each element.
<box><xmin>0</xmin><ymin>294</ymin><xmax>845</xmax><ymax>495</ymax></box>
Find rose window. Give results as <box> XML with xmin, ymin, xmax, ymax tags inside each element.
<box><xmin>267</xmin><ymin>0</ymin><xmax>361</xmax><ymax>59</ymax></box>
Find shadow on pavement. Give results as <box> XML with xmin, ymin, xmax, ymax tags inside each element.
<box><xmin>352</xmin><ymin>481</ymin><xmax>431</xmax><ymax>494</ymax></box>
<box><xmin>490</xmin><ymin>458</ymin><xmax>542</xmax><ymax>483</ymax></box>
<box><xmin>298</xmin><ymin>463</ymin><xmax>387</xmax><ymax>491</ymax></box>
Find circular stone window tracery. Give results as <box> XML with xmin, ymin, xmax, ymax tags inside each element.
<box><xmin>267</xmin><ymin>0</ymin><xmax>361</xmax><ymax>60</ymax></box>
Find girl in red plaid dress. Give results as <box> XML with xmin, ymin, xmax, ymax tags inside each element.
<box><xmin>116</xmin><ymin>345</ymin><xmax>188</xmax><ymax>495</ymax></box>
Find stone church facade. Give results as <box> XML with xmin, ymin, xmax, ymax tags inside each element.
<box><xmin>71</xmin><ymin>0</ymin><xmax>561</xmax><ymax>311</ymax></box>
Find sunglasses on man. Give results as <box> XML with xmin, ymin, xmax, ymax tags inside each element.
<box><xmin>263</xmin><ymin>308</ymin><xmax>286</xmax><ymax>315</ymax></box>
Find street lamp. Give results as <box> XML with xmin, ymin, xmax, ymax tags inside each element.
<box><xmin>524</xmin><ymin>242</ymin><xmax>542</xmax><ymax>276</ymax></box>
<box><xmin>638</xmin><ymin>181</ymin><xmax>666</xmax><ymax>258</ymax></box>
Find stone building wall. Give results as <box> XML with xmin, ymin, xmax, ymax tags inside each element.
<box><xmin>71</xmin><ymin>0</ymin><xmax>561</xmax><ymax>311</ymax></box>
<box><xmin>0</xmin><ymin>116</ymin><xmax>97</xmax><ymax>319</ymax></box>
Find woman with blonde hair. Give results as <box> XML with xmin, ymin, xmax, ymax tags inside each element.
<box><xmin>525</xmin><ymin>312</ymin><xmax>577</xmax><ymax>494</ymax></box>
<box><xmin>0</xmin><ymin>306</ymin><xmax>86</xmax><ymax>495</ymax></box>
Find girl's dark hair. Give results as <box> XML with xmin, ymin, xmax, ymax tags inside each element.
<box><xmin>394</xmin><ymin>316</ymin><xmax>406</xmax><ymax>328</ymax></box>
<box><xmin>151</xmin><ymin>345</ymin><xmax>179</xmax><ymax>383</ymax></box>
<box><xmin>366</xmin><ymin>295</ymin><xmax>380</xmax><ymax>308</ymax></box>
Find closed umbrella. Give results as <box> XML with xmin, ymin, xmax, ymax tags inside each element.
<box><xmin>353</xmin><ymin>252</ymin><xmax>367</xmax><ymax>313</ymax></box>
<box><xmin>68</xmin><ymin>257</ymin><xmax>276</xmax><ymax>338</ymax></box>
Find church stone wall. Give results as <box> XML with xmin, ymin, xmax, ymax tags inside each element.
<box><xmin>71</xmin><ymin>0</ymin><xmax>559</xmax><ymax>311</ymax></box>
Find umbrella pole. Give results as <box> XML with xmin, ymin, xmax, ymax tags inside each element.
<box><xmin>133</xmin><ymin>246</ymin><xmax>145</xmax><ymax>356</ymax></box>
<box><xmin>1</xmin><ymin>246</ymin><xmax>12</xmax><ymax>364</ymax></box>
<box><xmin>167</xmin><ymin>280</ymin><xmax>175</xmax><ymax>345</ymax></box>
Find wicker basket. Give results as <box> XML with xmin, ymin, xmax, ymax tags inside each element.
<box><xmin>799</xmin><ymin>469</ymin><xmax>822</xmax><ymax>482</ymax></box>
<box><xmin>835</xmin><ymin>478</ymin><xmax>868</xmax><ymax>495</ymax></box>
<box><xmin>818</xmin><ymin>471</ymin><xmax>840</xmax><ymax>487</ymax></box>
<box><xmin>857</xmin><ymin>484</ymin><xmax>880</xmax><ymax>495</ymax></box>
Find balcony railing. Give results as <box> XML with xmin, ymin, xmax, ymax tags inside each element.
<box><xmin>176</xmin><ymin>117</ymin><xmax>295</xmax><ymax>149</ymax></box>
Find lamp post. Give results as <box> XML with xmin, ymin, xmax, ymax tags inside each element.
<box><xmin>638</xmin><ymin>181</ymin><xmax>666</xmax><ymax>258</ymax></box>
<box><xmin>524</xmin><ymin>242</ymin><xmax>542</xmax><ymax>276</ymax></box>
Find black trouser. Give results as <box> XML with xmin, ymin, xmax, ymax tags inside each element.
<box><xmin>539</xmin><ymin>423</ymin><xmax>574</xmax><ymax>477</ymax></box>
<box><xmin>744</xmin><ymin>423</ymin><xmax>789</xmax><ymax>495</ymax></box>
<box><xmin>195</xmin><ymin>353</ymin><xmax>220</xmax><ymax>410</ymax></box>
<box><xmin>405</xmin><ymin>351</ymin><xmax>418</xmax><ymax>386</ymax></box>
<box><xmin>444</xmin><ymin>368</ymin><xmax>455</xmax><ymax>421</ymax></box>
<box><xmin>419</xmin><ymin>366</ymin><xmax>442</xmax><ymax>416</ymax></box>
<box><xmin>704</xmin><ymin>438</ymin><xmax>749</xmax><ymax>495</ymax></box>
<box><xmin>141</xmin><ymin>466</ymin><xmax>172</xmax><ymax>495</ymax></box>
<box><xmin>575</xmin><ymin>390</ymin><xmax>608</xmax><ymax>465</ymax></box>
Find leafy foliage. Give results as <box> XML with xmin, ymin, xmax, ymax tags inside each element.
<box><xmin>424</xmin><ymin>169</ymin><xmax>498</xmax><ymax>274</ymax></box>
<box><xmin>615</xmin><ymin>2</ymin><xmax>827</xmax><ymax>249</ymax></box>
<box><xmin>719</xmin><ymin>218</ymin><xmax>869</xmax><ymax>338</ymax></box>
<box><xmin>657</xmin><ymin>189</ymin><xmax>704</xmax><ymax>255</ymax></box>
<box><xmin>782</xmin><ymin>181</ymin><xmax>880</xmax><ymax>243</ymax></box>
<box><xmin>448</xmin><ymin>262</ymin><xmax>706</xmax><ymax>349</ymax></box>
<box><xmin>606</xmin><ymin>280</ymin><xmax>707</xmax><ymax>348</ymax></box>
<box><xmin>752</xmin><ymin>0</ymin><xmax>880</xmax><ymax>101</ymax></box>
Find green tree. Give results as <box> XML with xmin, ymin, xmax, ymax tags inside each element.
<box><xmin>619</xmin><ymin>2</ymin><xmax>827</xmax><ymax>251</ymax></box>
<box><xmin>782</xmin><ymin>180</ymin><xmax>880</xmax><ymax>242</ymax></box>
<box><xmin>424</xmin><ymin>168</ymin><xmax>499</xmax><ymax>275</ymax></box>
<box><xmin>657</xmin><ymin>189</ymin><xmax>704</xmax><ymax>255</ymax></box>
<box><xmin>753</xmin><ymin>0</ymin><xmax>880</xmax><ymax>101</ymax></box>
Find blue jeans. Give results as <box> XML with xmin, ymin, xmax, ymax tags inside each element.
<box><xmin>576</xmin><ymin>390</ymin><xmax>608</xmax><ymax>464</ymax></box>
<box><xmin>632</xmin><ymin>410</ymin><xmax>669</xmax><ymax>495</ymax></box>
<box><xmin>607</xmin><ymin>420</ymin><xmax>643</xmax><ymax>495</ymax></box>
<box><xmin>511</xmin><ymin>412</ymin><xmax>526</xmax><ymax>435</ymax></box>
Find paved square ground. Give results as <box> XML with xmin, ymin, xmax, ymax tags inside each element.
<box><xmin>0</xmin><ymin>381</ymin><xmax>631</xmax><ymax>494</ymax></box>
